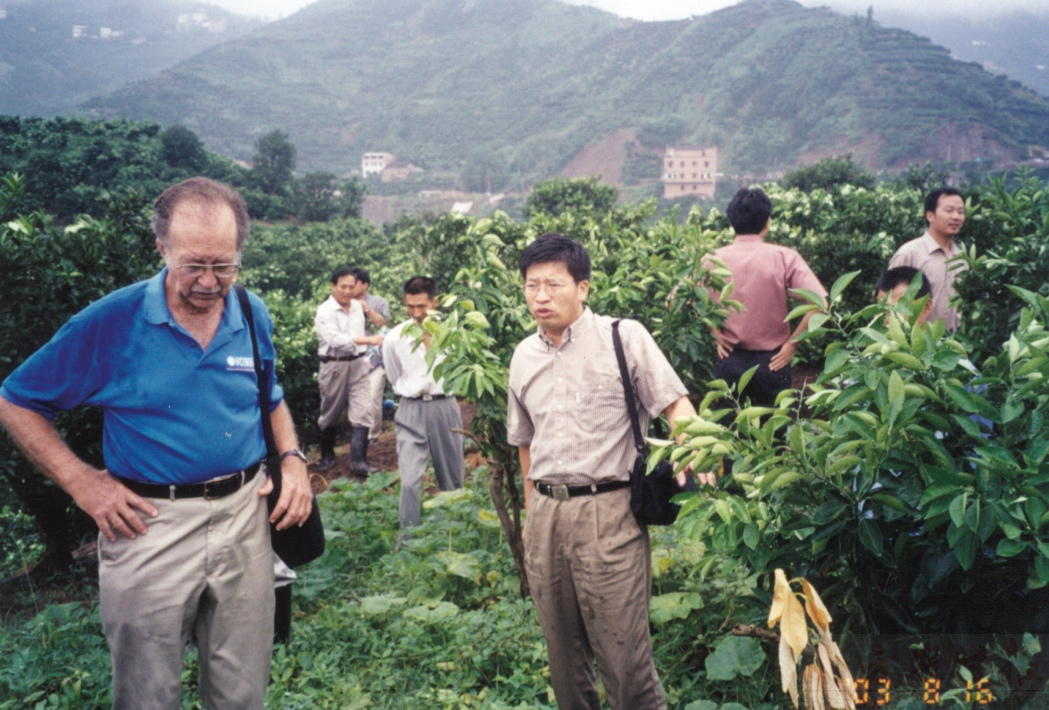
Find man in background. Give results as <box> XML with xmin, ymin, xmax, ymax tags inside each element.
<box><xmin>352</xmin><ymin>267</ymin><xmax>393</xmax><ymax>445</ymax></box>
<box><xmin>382</xmin><ymin>276</ymin><xmax>464</xmax><ymax>532</ymax></box>
<box><xmin>875</xmin><ymin>266</ymin><xmax>933</xmax><ymax>328</ymax></box>
<box><xmin>0</xmin><ymin>177</ymin><xmax>313</xmax><ymax>708</ymax></box>
<box><xmin>315</xmin><ymin>267</ymin><xmax>383</xmax><ymax>472</ymax></box>
<box><xmin>708</xmin><ymin>187</ymin><xmax>827</xmax><ymax>406</ymax></box>
<box><xmin>888</xmin><ymin>187</ymin><xmax>967</xmax><ymax>331</ymax></box>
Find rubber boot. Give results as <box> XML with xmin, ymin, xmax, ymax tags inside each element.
<box><xmin>348</xmin><ymin>425</ymin><xmax>378</xmax><ymax>475</ymax></box>
<box><xmin>273</xmin><ymin>584</ymin><xmax>292</xmax><ymax>644</ymax></box>
<box><xmin>318</xmin><ymin>426</ymin><xmax>337</xmax><ymax>470</ymax></box>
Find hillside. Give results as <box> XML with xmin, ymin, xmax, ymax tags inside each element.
<box><xmin>0</xmin><ymin>0</ymin><xmax>262</xmax><ymax>117</ymax></box>
<box><xmin>873</xmin><ymin>8</ymin><xmax>1049</xmax><ymax>100</ymax></box>
<box><xmin>78</xmin><ymin>0</ymin><xmax>1049</xmax><ymax>188</ymax></box>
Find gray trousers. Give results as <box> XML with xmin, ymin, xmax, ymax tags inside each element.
<box><xmin>394</xmin><ymin>397</ymin><xmax>464</xmax><ymax>528</ymax></box>
<box><xmin>524</xmin><ymin>486</ymin><xmax>665</xmax><ymax>710</ymax></box>
<box><xmin>318</xmin><ymin>357</ymin><xmax>372</xmax><ymax>430</ymax></box>
<box><xmin>365</xmin><ymin>365</ymin><xmax>386</xmax><ymax>440</ymax></box>
<box><xmin>98</xmin><ymin>472</ymin><xmax>274</xmax><ymax>709</ymax></box>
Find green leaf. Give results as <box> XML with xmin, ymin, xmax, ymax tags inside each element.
<box><xmin>997</xmin><ymin>539</ymin><xmax>1027</xmax><ymax>557</ymax></box>
<box><xmin>857</xmin><ymin>519</ymin><xmax>884</xmax><ymax>556</ymax></box>
<box><xmin>435</xmin><ymin>551</ymin><xmax>481</xmax><ymax>583</ymax></box>
<box><xmin>404</xmin><ymin>601</ymin><xmax>461</xmax><ymax>623</ymax></box>
<box><xmin>649</xmin><ymin>592</ymin><xmax>703</xmax><ymax>626</ymax></box>
<box><xmin>704</xmin><ymin>635</ymin><xmax>766</xmax><ymax>681</ymax></box>
<box><xmin>949</xmin><ymin>493</ymin><xmax>968</xmax><ymax>528</ymax></box>
<box><xmin>736</xmin><ymin>365</ymin><xmax>759</xmax><ymax>399</ymax></box>
<box><xmin>359</xmin><ymin>595</ymin><xmax>407</xmax><ymax>615</ymax></box>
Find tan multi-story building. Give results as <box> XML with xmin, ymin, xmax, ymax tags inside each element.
<box><xmin>662</xmin><ymin>147</ymin><xmax>717</xmax><ymax>199</ymax></box>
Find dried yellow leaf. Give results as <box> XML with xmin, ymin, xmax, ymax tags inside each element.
<box><xmin>804</xmin><ymin>663</ymin><xmax>825</xmax><ymax>710</ymax></box>
<box><xmin>782</xmin><ymin>582</ymin><xmax>809</xmax><ymax>659</ymax></box>
<box><xmin>827</xmin><ymin>638</ymin><xmax>856</xmax><ymax>692</ymax></box>
<box><xmin>801</xmin><ymin>578</ymin><xmax>833</xmax><ymax>634</ymax></box>
<box><xmin>818</xmin><ymin>643</ymin><xmax>846</xmax><ymax>709</ymax></box>
<box><xmin>836</xmin><ymin>676</ymin><xmax>857</xmax><ymax>710</ymax></box>
<box><xmin>769</xmin><ymin>568</ymin><xmax>791</xmax><ymax>628</ymax></box>
<box><xmin>780</xmin><ymin>635</ymin><xmax>799</xmax><ymax>709</ymax></box>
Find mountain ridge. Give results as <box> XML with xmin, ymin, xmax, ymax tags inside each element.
<box><xmin>54</xmin><ymin>0</ymin><xmax>1049</xmax><ymax>188</ymax></box>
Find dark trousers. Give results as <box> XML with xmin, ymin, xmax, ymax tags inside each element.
<box><xmin>715</xmin><ymin>348</ymin><xmax>791</xmax><ymax>407</ymax></box>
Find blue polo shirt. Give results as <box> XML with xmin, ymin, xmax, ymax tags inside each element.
<box><xmin>0</xmin><ymin>270</ymin><xmax>284</xmax><ymax>484</ymax></box>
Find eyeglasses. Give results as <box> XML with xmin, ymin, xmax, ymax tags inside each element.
<box><xmin>175</xmin><ymin>263</ymin><xmax>241</xmax><ymax>280</ymax></box>
<box><xmin>522</xmin><ymin>280</ymin><xmax>573</xmax><ymax>296</ymax></box>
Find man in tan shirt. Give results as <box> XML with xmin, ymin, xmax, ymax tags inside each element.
<box><xmin>888</xmin><ymin>187</ymin><xmax>967</xmax><ymax>331</ymax></box>
<box><xmin>507</xmin><ymin>233</ymin><xmax>714</xmax><ymax>710</ymax></box>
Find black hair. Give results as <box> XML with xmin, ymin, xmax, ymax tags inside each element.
<box><xmin>875</xmin><ymin>266</ymin><xmax>932</xmax><ymax>300</ymax></box>
<box><xmin>924</xmin><ymin>188</ymin><xmax>964</xmax><ymax>225</ymax></box>
<box><xmin>517</xmin><ymin>232</ymin><xmax>591</xmax><ymax>282</ymax></box>
<box><xmin>351</xmin><ymin>267</ymin><xmax>371</xmax><ymax>285</ymax></box>
<box><xmin>726</xmin><ymin>187</ymin><xmax>773</xmax><ymax>235</ymax></box>
<box><xmin>331</xmin><ymin>267</ymin><xmax>355</xmax><ymax>284</ymax></box>
<box><xmin>403</xmin><ymin>276</ymin><xmax>437</xmax><ymax>299</ymax></box>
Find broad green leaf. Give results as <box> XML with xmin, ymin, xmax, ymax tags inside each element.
<box><xmin>404</xmin><ymin>601</ymin><xmax>461</xmax><ymax>623</ymax></box>
<box><xmin>704</xmin><ymin>635</ymin><xmax>766</xmax><ymax>681</ymax></box>
<box><xmin>435</xmin><ymin>551</ymin><xmax>481</xmax><ymax>583</ymax></box>
<box><xmin>649</xmin><ymin>592</ymin><xmax>703</xmax><ymax>626</ymax></box>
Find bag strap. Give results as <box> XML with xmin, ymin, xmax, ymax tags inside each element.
<box><xmin>234</xmin><ymin>284</ymin><xmax>278</xmax><ymax>459</ymax></box>
<box><xmin>612</xmin><ymin>320</ymin><xmax>646</xmax><ymax>456</ymax></box>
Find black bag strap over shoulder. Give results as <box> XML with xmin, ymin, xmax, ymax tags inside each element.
<box><xmin>234</xmin><ymin>285</ymin><xmax>325</xmax><ymax>567</ymax></box>
<box><xmin>611</xmin><ymin>320</ymin><xmax>646</xmax><ymax>456</ymax></box>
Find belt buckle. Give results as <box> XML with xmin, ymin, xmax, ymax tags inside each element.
<box><xmin>202</xmin><ymin>479</ymin><xmax>220</xmax><ymax>500</ymax></box>
<box><xmin>550</xmin><ymin>484</ymin><xmax>570</xmax><ymax>501</ymax></box>
<box><xmin>421</xmin><ymin>394</ymin><xmax>434</xmax><ymax>401</ymax></box>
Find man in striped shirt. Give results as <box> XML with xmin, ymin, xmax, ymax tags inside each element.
<box><xmin>507</xmin><ymin>233</ymin><xmax>714</xmax><ymax>710</ymax></box>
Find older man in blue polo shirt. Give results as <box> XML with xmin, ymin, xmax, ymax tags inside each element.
<box><xmin>0</xmin><ymin>177</ymin><xmax>313</xmax><ymax>709</ymax></box>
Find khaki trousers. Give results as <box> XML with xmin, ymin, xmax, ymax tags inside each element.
<box><xmin>318</xmin><ymin>357</ymin><xmax>372</xmax><ymax>429</ymax></box>
<box><xmin>98</xmin><ymin>472</ymin><xmax>274</xmax><ymax>710</ymax></box>
<box><xmin>524</xmin><ymin>486</ymin><xmax>665</xmax><ymax>710</ymax></box>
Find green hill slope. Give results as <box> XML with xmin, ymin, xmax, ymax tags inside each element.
<box><xmin>79</xmin><ymin>0</ymin><xmax>1049</xmax><ymax>187</ymax></box>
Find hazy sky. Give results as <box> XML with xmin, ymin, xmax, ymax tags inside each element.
<box><xmin>205</xmin><ymin>0</ymin><xmax>1048</xmax><ymax>21</ymax></box>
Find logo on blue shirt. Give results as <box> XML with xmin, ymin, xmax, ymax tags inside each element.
<box><xmin>227</xmin><ymin>356</ymin><xmax>254</xmax><ymax>372</ymax></box>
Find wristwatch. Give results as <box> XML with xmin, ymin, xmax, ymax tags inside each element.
<box><xmin>280</xmin><ymin>448</ymin><xmax>308</xmax><ymax>464</ymax></box>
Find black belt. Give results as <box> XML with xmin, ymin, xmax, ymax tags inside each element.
<box><xmin>405</xmin><ymin>394</ymin><xmax>453</xmax><ymax>401</ymax></box>
<box><xmin>116</xmin><ymin>463</ymin><xmax>261</xmax><ymax>501</ymax></box>
<box><xmin>535</xmin><ymin>480</ymin><xmax>630</xmax><ymax>500</ymax></box>
<box><xmin>320</xmin><ymin>353</ymin><xmax>364</xmax><ymax>362</ymax></box>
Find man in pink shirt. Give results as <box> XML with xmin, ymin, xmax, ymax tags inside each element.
<box><xmin>709</xmin><ymin>187</ymin><xmax>827</xmax><ymax>406</ymax></box>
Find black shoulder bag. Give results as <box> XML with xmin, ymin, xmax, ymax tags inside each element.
<box><xmin>235</xmin><ymin>285</ymin><xmax>326</xmax><ymax>568</ymax></box>
<box><xmin>611</xmin><ymin>320</ymin><xmax>697</xmax><ymax>526</ymax></box>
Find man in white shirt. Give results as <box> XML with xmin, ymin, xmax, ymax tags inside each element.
<box><xmin>350</xmin><ymin>267</ymin><xmax>393</xmax><ymax>444</ymax></box>
<box><xmin>315</xmin><ymin>267</ymin><xmax>383</xmax><ymax>471</ymax></box>
<box><xmin>382</xmin><ymin>276</ymin><xmax>464</xmax><ymax>529</ymax></box>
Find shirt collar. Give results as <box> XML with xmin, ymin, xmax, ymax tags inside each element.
<box><xmin>538</xmin><ymin>307</ymin><xmax>593</xmax><ymax>348</ymax></box>
<box><xmin>920</xmin><ymin>231</ymin><xmax>957</xmax><ymax>255</ymax></box>
<box><xmin>734</xmin><ymin>234</ymin><xmax>765</xmax><ymax>242</ymax></box>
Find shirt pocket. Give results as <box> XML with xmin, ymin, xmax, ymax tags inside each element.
<box><xmin>577</xmin><ymin>369</ymin><xmax>627</xmax><ymax>433</ymax></box>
